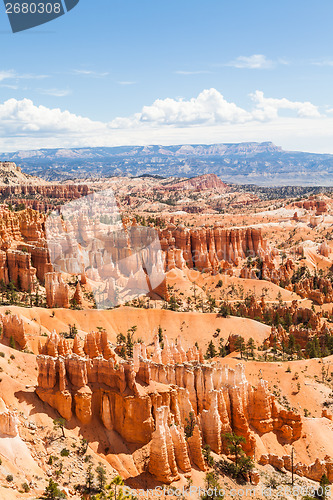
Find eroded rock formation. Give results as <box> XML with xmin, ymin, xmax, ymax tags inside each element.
<box><xmin>45</xmin><ymin>272</ymin><xmax>70</xmax><ymax>308</ymax></box>
<box><xmin>160</xmin><ymin>225</ymin><xmax>268</xmax><ymax>271</ymax></box>
<box><xmin>35</xmin><ymin>334</ymin><xmax>303</xmax><ymax>483</ymax></box>
<box><xmin>0</xmin><ymin>398</ymin><xmax>19</xmax><ymax>436</ymax></box>
<box><xmin>259</xmin><ymin>453</ymin><xmax>333</xmax><ymax>483</ymax></box>
<box><xmin>0</xmin><ymin>313</ymin><xmax>30</xmax><ymax>350</ymax></box>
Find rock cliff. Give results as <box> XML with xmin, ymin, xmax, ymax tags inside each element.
<box><xmin>159</xmin><ymin>224</ymin><xmax>268</xmax><ymax>271</ymax></box>
<box><xmin>35</xmin><ymin>333</ymin><xmax>303</xmax><ymax>483</ymax></box>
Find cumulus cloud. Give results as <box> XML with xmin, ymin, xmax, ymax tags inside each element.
<box><xmin>0</xmin><ymin>89</ymin><xmax>330</xmax><ymax>153</ymax></box>
<box><xmin>0</xmin><ymin>98</ymin><xmax>104</xmax><ymax>136</ymax></box>
<box><xmin>122</xmin><ymin>88</ymin><xmax>251</xmax><ymax>127</ymax></box>
<box><xmin>250</xmin><ymin>90</ymin><xmax>321</xmax><ymax>120</ymax></box>
<box><xmin>226</xmin><ymin>54</ymin><xmax>273</xmax><ymax>69</ymax></box>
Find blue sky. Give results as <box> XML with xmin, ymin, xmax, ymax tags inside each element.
<box><xmin>1</xmin><ymin>0</ymin><xmax>333</xmax><ymax>152</ymax></box>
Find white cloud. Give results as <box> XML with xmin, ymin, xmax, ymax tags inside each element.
<box><xmin>312</xmin><ymin>60</ymin><xmax>333</xmax><ymax>67</ymax></box>
<box><xmin>226</xmin><ymin>54</ymin><xmax>273</xmax><ymax>69</ymax></box>
<box><xmin>250</xmin><ymin>90</ymin><xmax>321</xmax><ymax>120</ymax></box>
<box><xmin>73</xmin><ymin>69</ymin><xmax>109</xmax><ymax>77</ymax></box>
<box><xmin>128</xmin><ymin>88</ymin><xmax>251</xmax><ymax>127</ymax></box>
<box><xmin>0</xmin><ymin>90</ymin><xmax>331</xmax><ymax>153</ymax></box>
<box><xmin>0</xmin><ymin>70</ymin><xmax>16</xmax><ymax>82</ymax></box>
<box><xmin>0</xmin><ymin>84</ymin><xmax>19</xmax><ymax>90</ymax></box>
<box><xmin>39</xmin><ymin>88</ymin><xmax>71</xmax><ymax>97</ymax></box>
<box><xmin>0</xmin><ymin>70</ymin><xmax>48</xmax><ymax>81</ymax></box>
<box><xmin>0</xmin><ymin>98</ymin><xmax>104</xmax><ymax>136</ymax></box>
<box><xmin>175</xmin><ymin>70</ymin><xmax>212</xmax><ymax>75</ymax></box>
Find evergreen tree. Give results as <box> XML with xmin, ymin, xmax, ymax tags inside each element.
<box><xmin>319</xmin><ymin>474</ymin><xmax>330</xmax><ymax>499</ymax></box>
<box><xmin>234</xmin><ymin>336</ymin><xmax>246</xmax><ymax>358</ymax></box>
<box><xmin>53</xmin><ymin>418</ymin><xmax>66</xmax><ymax>438</ymax></box>
<box><xmin>218</xmin><ymin>338</ymin><xmax>227</xmax><ymax>357</ymax></box>
<box><xmin>41</xmin><ymin>479</ymin><xmax>66</xmax><ymax>499</ymax></box>
<box><xmin>126</xmin><ymin>326</ymin><xmax>137</xmax><ymax>357</ymax></box>
<box><xmin>107</xmin><ymin>475</ymin><xmax>125</xmax><ymax>500</ymax></box>
<box><xmin>184</xmin><ymin>411</ymin><xmax>195</xmax><ymax>438</ymax></box>
<box><xmin>158</xmin><ymin>325</ymin><xmax>163</xmax><ymax>344</ymax></box>
<box><xmin>205</xmin><ymin>340</ymin><xmax>217</xmax><ymax>359</ymax></box>
<box><xmin>288</xmin><ymin>334</ymin><xmax>296</xmax><ymax>356</ymax></box>
<box><xmin>96</xmin><ymin>463</ymin><xmax>107</xmax><ymax>492</ymax></box>
<box><xmin>306</xmin><ymin>337</ymin><xmax>321</xmax><ymax>358</ymax></box>
<box><xmin>86</xmin><ymin>463</ymin><xmax>94</xmax><ymax>493</ymax></box>
<box><xmin>223</xmin><ymin>432</ymin><xmax>246</xmax><ymax>467</ymax></box>
<box><xmin>284</xmin><ymin>310</ymin><xmax>292</xmax><ymax>330</ymax></box>
<box><xmin>200</xmin><ymin>472</ymin><xmax>224</xmax><ymax>500</ymax></box>
<box><xmin>246</xmin><ymin>338</ymin><xmax>255</xmax><ymax>359</ymax></box>
<box><xmin>9</xmin><ymin>335</ymin><xmax>16</xmax><ymax>349</ymax></box>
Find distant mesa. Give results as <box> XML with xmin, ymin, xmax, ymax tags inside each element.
<box><xmin>2</xmin><ymin>141</ymin><xmax>333</xmax><ymax>185</ymax></box>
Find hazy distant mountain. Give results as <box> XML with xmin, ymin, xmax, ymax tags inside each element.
<box><xmin>1</xmin><ymin>142</ymin><xmax>333</xmax><ymax>186</ymax></box>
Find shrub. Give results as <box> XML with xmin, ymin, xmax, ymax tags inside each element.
<box><xmin>10</xmin><ymin>354</ymin><xmax>15</xmax><ymax>360</ymax></box>
<box><xmin>201</xmin><ymin>472</ymin><xmax>224</xmax><ymax>500</ymax></box>
<box><xmin>60</xmin><ymin>448</ymin><xmax>70</xmax><ymax>457</ymax></box>
<box><xmin>0</xmin><ymin>352</ymin><xmax>5</xmax><ymax>358</ymax></box>
<box><xmin>21</xmin><ymin>482</ymin><xmax>30</xmax><ymax>492</ymax></box>
<box><xmin>266</xmin><ymin>477</ymin><xmax>278</xmax><ymax>489</ymax></box>
<box><xmin>202</xmin><ymin>444</ymin><xmax>215</xmax><ymax>467</ymax></box>
<box><xmin>6</xmin><ymin>474</ymin><xmax>13</xmax><ymax>482</ymax></box>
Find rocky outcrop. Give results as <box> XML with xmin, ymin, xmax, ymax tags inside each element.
<box><xmin>0</xmin><ymin>313</ymin><xmax>30</xmax><ymax>350</ymax></box>
<box><xmin>0</xmin><ymin>207</ymin><xmax>53</xmax><ymax>289</ymax></box>
<box><xmin>292</xmin><ymin>198</ymin><xmax>328</xmax><ymax>215</ymax></box>
<box><xmin>259</xmin><ymin>453</ymin><xmax>333</xmax><ymax>483</ymax></box>
<box><xmin>45</xmin><ymin>272</ymin><xmax>70</xmax><ymax>308</ymax></box>
<box><xmin>164</xmin><ymin>174</ymin><xmax>228</xmax><ymax>192</ymax></box>
<box><xmin>319</xmin><ymin>241</ymin><xmax>331</xmax><ymax>258</ymax></box>
<box><xmin>6</xmin><ymin>250</ymin><xmax>37</xmax><ymax>292</ymax></box>
<box><xmin>294</xmin><ymin>277</ymin><xmax>333</xmax><ymax>305</ymax></box>
<box><xmin>0</xmin><ymin>207</ymin><xmax>45</xmax><ymax>244</ymax></box>
<box><xmin>148</xmin><ymin>406</ymin><xmax>180</xmax><ymax>483</ymax></box>
<box><xmin>0</xmin><ymin>398</ymin><xmax>19</xmax><ymax>436</ymax></box>
<box><xmin>187</xmin><ymin>424</ymin><xmax>207</xmax><ymax>471</ymax></box>
<box><xmin>73</xmin><ymin>283</ymin><xmax>83</xmax><ymax>306</ymax></box>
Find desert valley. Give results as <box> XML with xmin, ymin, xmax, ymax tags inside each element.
<box><xmin>0</xmin><ymin>158</ymin><xmax>333</xmax><ymax>499</ymax></box>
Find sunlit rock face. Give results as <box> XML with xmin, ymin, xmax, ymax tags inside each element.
<box><xmin>36</xmin><ymin>331</ymin><xmax>302</xmax><ymax>483</ymax></box>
